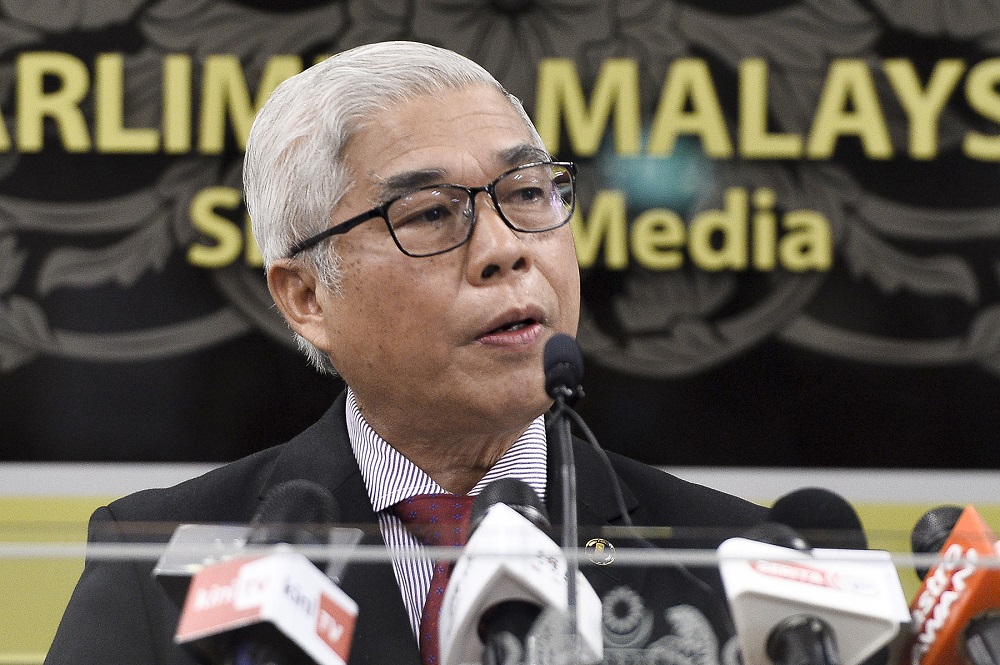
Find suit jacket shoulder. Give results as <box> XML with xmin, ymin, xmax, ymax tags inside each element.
<box><xmin>605</xmin><ymin>449</ymin><xmax>767</xmax><ymax>528</ymax></box>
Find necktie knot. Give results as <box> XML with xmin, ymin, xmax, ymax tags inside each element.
<box><xmin>392</xmin><ymin>493</ymin><xmax>475</xmax><ymax>548</ymax></box>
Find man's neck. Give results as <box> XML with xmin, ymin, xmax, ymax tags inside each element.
<box><xmin>350</xmin><ymin>392</ymin><xmax>533</xmax><ymax>494</ymax></box>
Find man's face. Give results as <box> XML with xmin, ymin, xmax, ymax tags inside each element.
<box><xmin>311</xmin><ymin>84</ymin><xmax>580</xmax><ymax>440</ymax></box>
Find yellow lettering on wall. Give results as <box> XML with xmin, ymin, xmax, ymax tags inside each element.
<box><xmin>571</xmin><ymin>190</ymin><xmax>629</xmax><ymax>269</ymax></box>
<box><xmin>751</xmin><ymin>188</ymin><xmax>778</xmax><ymax>270</ymax></box>
<box><xmin>631</xmin><ymin>208</ymin><xmax>685</xmax><ymax>270</ymax></box>
<box><xmin>17</xmin><ymin>52</ymin><xmax>91</xmax><ymax>152</ymax></box>
<box><xmin>780</xmin><ymin>210</ymin><xmax>833</xmax><ymax>270</ymax></box>
<box><xmin>0</xmin><ymin>104</ymin><xmax>10</xmax><ymax>151</ymax></box>
<box><xmin>187</xmin><ymin>186</ymin><xmax>243</xmax><ymax>267</ymax></box>
<box><xmin>688</xmin><ymin>188</ymin><xmax>748</xmax><ymax>270</ymax></box>
<box><xmin>739</xmin><ymin>59</ymin><xmax>802</xmax><ymax>159</ymax></box>
<box><xmin>649</xmin><ymin>58</ymin><xmax>733</xmax><ymax>158</ymax></box>
<box><xmin>964</xmin><ymin>59</ymin><xmax>1000</xmax><ymax>160</ymax></box>
<box><xmin>884</xmin><ymin>58</ymin><xmax>964</xmax><ymax>160</ymax></box>
<box><xmin>534</xmin><ymin>58</ymin><xmax>640</xmax><ymax>156</ymax></box>
<box><xmin>806</xmin><ymin>59</ymin><xmax>892</xmax><ymax>159</ymax></box>
<box><xmin>163</xmin><ymin>54</ymin><xmax>193</xmax><ymax>154</ymax></box>
<box><xmin>94</xmin><ymin>53</ymin><xmax>159</xmax><ymax>153</ymax></box>
<box><xmin>199</xmin><ymin>55</ymin><xmax>303</xmax><ymax>154</ymax></box>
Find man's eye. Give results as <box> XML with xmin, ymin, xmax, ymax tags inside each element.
<box><xmin>504</xmin><ymin>185</ymin><xmax>549</xmax><ymax>207</ymax></box>
<box><xmin>395</xmin><ymin>205</ymin><xmax>452</xmax><ymax>228</ymax></box>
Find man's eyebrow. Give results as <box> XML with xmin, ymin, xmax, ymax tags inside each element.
<box><xmin>372</xmin><ymin>144</ymin><xmax>551</xmax><ymax>203</ymax></box>
<box><xmin>498</xmin><ymin>144</ymin><xmax>551</xmax><ymax>166</ymax></box>
<box><xmin>375</xmin><ymin>169</ymin><xmax>449</xmax><ymax>203</ymax></box>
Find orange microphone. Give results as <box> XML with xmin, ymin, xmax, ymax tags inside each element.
<box><xmin>908</xmin><ymin>505</ymin><xmax>1000</xmax><ymax>665</ymax></box>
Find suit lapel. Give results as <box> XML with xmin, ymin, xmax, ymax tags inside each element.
<box><xmin>260</xmin><ymin>393</ymin><xmax>420</xmax><ymax>665</ymax></box>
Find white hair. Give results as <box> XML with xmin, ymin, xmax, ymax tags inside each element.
<box><xmin>243</xmin><ymin>41</ymin><xmax>542</xmax><ymax>375</ymax></box>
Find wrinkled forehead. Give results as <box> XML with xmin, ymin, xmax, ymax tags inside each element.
<box><xmin>342</xmin><ymin>85</ymin><xmax>547</xmax><ymax>196</ymax></box>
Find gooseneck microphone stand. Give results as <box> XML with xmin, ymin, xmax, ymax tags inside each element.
<box><xmin>542</xmin><ymin>334</ymin><xmax>586</xmax><ymax>661</ymax></box>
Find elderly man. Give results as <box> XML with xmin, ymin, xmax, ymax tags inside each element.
<box><xmin>46</xmin><ymin>41</ymin><xmax>766</xmax><ymax>664</ymax></box>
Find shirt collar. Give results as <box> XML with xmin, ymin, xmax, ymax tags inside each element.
<box><xmin>345</xmin><ymin>387</ymin><xmax>547</xmax><ymax>512</ymax></box>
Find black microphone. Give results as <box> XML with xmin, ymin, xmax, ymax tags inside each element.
<box><xmin>245</xmin><ymin>478</ymin><xmax>360</xmax><ymax>584</ymax></box>
<box><xmin>175</xmin><ymin>480</ymin><xmax>358</xmax><ymax>665</ymax></box>
<box><xmin>543</xmin><ymin>332</ymin><xmax>584</xmax><ymax>405</ymax></box>
<box><xmin>247</xmin><ymin>479</ymin><xmax>339</xmax><ymax>545</ymax></box>
<box><xmin>910</xmin><ymin>505</ymin><xmax>965</xmax><ymax>581</ymax></box>
<box><xmin>469</xmin><ymin>477</ymin><xmax>550</xmax><ymax>534</ymax></box>
<box><xmin>768</xmin><ymin>487</ymin><xmax>867</xmax><ymax>550</ymax></box>
<box><xmin>765</xmin><ymin>488</ymin><xmax>883</xmax><ymax>665</ymax></box>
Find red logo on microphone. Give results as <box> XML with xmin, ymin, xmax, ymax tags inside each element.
<box><xmin>317</xmin><ymin>591</ymin><xmax>356</xmax><ymax>661</ymax></box>
<box><xmin>749</xmin><ymin>559</ymin><xmax>876</xmax><ymax>595</ymax></box>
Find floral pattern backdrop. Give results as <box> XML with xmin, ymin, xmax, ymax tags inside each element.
<box><xmin>2</xmin><ymin>0</ymin><xmax>999</xmax><ymax>467</ymax></box>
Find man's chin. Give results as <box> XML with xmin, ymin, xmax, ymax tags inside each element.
<box><xmin>470</xmin><ymin>392</ymin><xmax>551</xmax><ymax>429</ymax></box>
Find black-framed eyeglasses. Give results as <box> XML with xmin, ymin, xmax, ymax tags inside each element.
<box><xmin>286</xmin><ymin>160</ymin><xmax>577</xmax><ymax>258</ymax></box>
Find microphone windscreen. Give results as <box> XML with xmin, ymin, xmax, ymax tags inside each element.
<box><xmin>769</xmin><ymin>487</ymin><xmax>867</xmax><ymax>550</ymax></box>
<box><xmin>543</xmin><ymin>333</ymin><xmax>583</xmax><ymax>400</ymax></box>
<box><xmin>248</xmin><ymin>479</ymin><xmax>340</xmax><ymax>545</ymax></box>
<box><xmin>911</xmin><ymin>504</ymin><xmax>964</xmax><ymax>580</ymax></box>
<box><xmin>470</xmin><ymin>478</ymin><xmax>550</xmax><ymax>532</ymax></box>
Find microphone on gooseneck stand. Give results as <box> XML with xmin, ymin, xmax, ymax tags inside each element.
<box><xmin>542</xmin><ymin>333</ymin><xmax>585</xmax><ymax>649</ymax></box>
<box><xmin>174</xmin><ymin>480</ymin><xmax>359</xmax><ymax>665</ymax></box>
<box><xmin>908</xmin><ymin>505</ymin><xmax>1000</xmax><ymax>665</ymax></box>
<box><xmin>437</xmin><ymin>477</ymin><xmax>602</xmax><ymax>665</ymax></box>
<box><xmin>542</xmin><ymin>334</ymin><xmax>633</xmax><ymax>530</ymax></box>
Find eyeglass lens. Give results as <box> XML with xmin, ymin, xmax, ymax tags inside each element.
<box><xmin>385</xmin><ymin>162</ymin><xmax>574</xmax><ymax>256</ymax></box>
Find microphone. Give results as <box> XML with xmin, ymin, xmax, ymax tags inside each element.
<box><xmin>543</xmin><ymin>332</ymin><xmax>584</xmax><ymax>406</ymax></box>
<box><xmin>154</xmin><ymin>523</ymin><xmax>251</xmax><ymax>607</ymax></box>
<box><xmin>245</xmin><ymin>479</ymin><xmax>361</xmax><ymax>585</ymax></box>
<box><xmin>720</xmin><ymin>493</ymin><xmax>910</xmax><ymax>665</ymax></box>
<box><xmin>908</xmin><ymin>505</ymin><xmax>1000</xmax><ymax>665</ymax></box>
<box><xmin>438</xmin><ymin>478</ymin><xmax>602</xmax><ymax>665</ymax></box>
<box><xmin>543</xmin><ymin>333</ymin><xmax>586</xmax><ymax>648</ymax></box>
<box><xmin>174</xmin><ymin>480</ymin><xmax>359</xmax><ymax>665</ymax></box>
<box><xmin>911</xmin><ymin>506</ymin><xmax>966</xmax><ymax>581</ymax></box>
<box><xmin>153</xmin><ymin>480</ymin><xmax>361</xmax><ymax>605</ymax></box>
<box><xmin>768</xmin><ymin>487</ymin><xmax>868</xmax><ymax>551</ymax></box>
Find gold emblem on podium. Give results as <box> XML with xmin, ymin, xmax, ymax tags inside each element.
<box><xmin>585</xmin><ymin>538</ymin><xmax>615</xmax><ymax>565</ymax></box>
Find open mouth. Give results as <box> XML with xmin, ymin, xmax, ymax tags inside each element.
<box><xmin>489</xmin><ymin>318</ymin><xmax>536</xmax><ymax>334</ymax></box>
<box><xmin>477</xmin><ymin>306</ymin><xmax>546</xmax><ymax>343</ymax></box>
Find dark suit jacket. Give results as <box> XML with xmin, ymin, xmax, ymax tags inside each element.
<box><xmin>45</xmin><ymin>392</ymin><xmax>766</xmax><ymax>664</ymax></box>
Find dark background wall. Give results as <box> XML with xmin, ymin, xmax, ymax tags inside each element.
<box><xmin>2</xmin><ymin>0</ymin><xmax>999</xmax><ymax>468</ymax></box>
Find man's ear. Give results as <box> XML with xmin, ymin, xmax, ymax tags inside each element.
<box><xmin>266</xmin><ymin>259</ymin><xmax>334</xmax><ymax>352</ymax></box>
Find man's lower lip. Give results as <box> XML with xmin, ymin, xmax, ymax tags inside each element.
<box><xmin>476</xmin><ymin>322</ymin><xmax>544</xmax><ymax>346</ymax></box>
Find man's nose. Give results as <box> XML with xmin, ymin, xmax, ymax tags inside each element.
<box><xmin>465</xmin><ymin>191</ymin><xmax>529</xmax><ymax>282</ymax></box>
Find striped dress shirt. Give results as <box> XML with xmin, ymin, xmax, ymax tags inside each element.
<box><xmin>345</xmin><ymin>388</ymin><xmax>548</xmax><ymax>639</ymax></box>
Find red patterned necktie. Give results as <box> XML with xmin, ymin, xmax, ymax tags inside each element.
<box><xmin>392</xmin><ymin>493</ymin><xmax>475</xmax><ymax>665</ymax></box>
